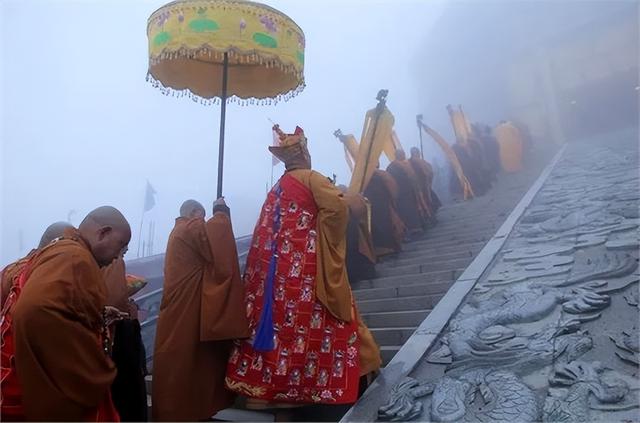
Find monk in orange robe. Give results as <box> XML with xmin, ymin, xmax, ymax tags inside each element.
<box><xmin>386</xmin><ymin>150</ymin><xmax>429</xmax><ymax>234</ymax></box>
<box><xmin>8</xmin><ymin>207</ymin><xmax>130</xmax><ymax>421</ymax></box>
<box><xmin>339</xmin><ymin>185</ymin><xmax>376</xmax><ymax>284</ymax></box>
<box><xmin>1</xmin><ymin>221</ymin><xmax>74</xmax><ymax>420</ymax></box>
<box><xmin>473</xmin><ymin>123</ymin><xmax>500</xmax><ymax>183</ymax></box>
<box><xmin>364</xmin><ymin>169</ymin><xmax>406</xmax><ymax>257</ymax></box>
<box><xmin>152</xmin><ymin>198</ymin><xmax>250</xmax><ymax>422</ymax></box>
<box><xmin>225</xmin><ymin>125</ymin><xmax>380</xmax><ymax>408</ymax></box>
<box><xmin>409</xmin><ymin>147</ymin><xmax>441</xmax><ymax>222</ymax></box>
<box><xmin>495</xmin><ymin>121</ymin><xmax>524</xmax><ymax>173</ymax></box>
<box><xmin>0</xmin><ymin>221</ymin><xmax>73</xmax><ymax>309</ymax></box>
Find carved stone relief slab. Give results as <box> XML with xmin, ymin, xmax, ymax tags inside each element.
<box><xmin>377</xmin><ymin>135</ymin><xmax>640</xmax><ymax>422</ymax></box>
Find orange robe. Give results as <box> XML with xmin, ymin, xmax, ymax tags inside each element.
<box><xmin>344</xmin><ymin>193</ymin><xmax>376</xmax><ymax>283</ymax></box>
<box><xmin>364</xmin><ymin>170</ymin><xmax>405</xmax><ymax>256</ymax></box>
<box><xmin>102</xmin><ymin>258</ymin><xmax>131</xmax><ymax>312</ymax></box>
<box><xmin>152</xmin><ymin>211</ymin><xmax>250</xmax><ymax>422</ymax></box>
<box><xmin>495</xmin><ymin>122</ymin><xmax>524</xmax><ymax>173</ymax></box>
<box><xmin>386</xmin><ymin>160</ymin><xmax>429</xmax><ymax>232</ymax></box>
<box><xmin>11</xmin><ymin>232</ymin><xmax>118</xmax><ymax>421</ymax></box>
<box><xmin>409</xmin><ymin>156</ymin><xmax>439</xmax><ymax>217</ymax></box>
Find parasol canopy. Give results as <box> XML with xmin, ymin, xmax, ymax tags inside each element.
<box><xmin>146</xmin><ymin>0</ymin><xmax>305</xmax><ymax>197</ymax></box>
<box><xmin>147</xmin><ymin>0</ymin><xmax>305</xmax><ymax>104</ymax></box>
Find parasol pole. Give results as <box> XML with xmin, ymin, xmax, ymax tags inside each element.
<box><xmin>216</xmin><ymin>52</ymin><xmax>229</xmax><ymax>199</ymax></box>
<box><xmin>416</xmin><ymin>114</ymin><xmax>425</xmax><ymax>159</ymax></box>
<box><xmin>358</xmin><ymin>89</ymin><xmax>388</xmax><ymax>194</ymax></box>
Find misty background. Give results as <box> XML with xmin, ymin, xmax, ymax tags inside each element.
<box><xmin>1</xmin><ymin>0</ymin><xmax>637</xmax><ymax>265</ymax></box>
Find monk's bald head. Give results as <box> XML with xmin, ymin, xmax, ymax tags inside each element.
<box><xmin>79</xmin><ymin>206</ymin><xmax>131</xmax><ymax>267</ymax></box>
<box><xmin>180</xmin><ymin>200</ymin><xmax>205</xmax><ymax>220</ymax></box>
<box><xmin>38</xmin><ymin>221</ymin><xmax>74</xmax><ymax>249</ymax></box>
<box><xmin>395</xmin><ymin>149</ymin><xmax>406</xmax><ymax>161</ymax></box>
<box><xmin>410</xmin><ymin>147</ymin><xmax>421</xmax><ymax>158</ymax></box>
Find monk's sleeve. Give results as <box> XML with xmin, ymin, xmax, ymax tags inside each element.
<box><xmin>309</xmin><ymin>171</ymin><xmax>353</xmax><ymax>322</ymax></box>
<box><xmin>13</xmin><ymin>252</ymin><xmax>116</xmax><ymax>421</ymax></box>
<box><xmin>102</xmin><ymin>256</ymin><xmax>130</xmax><ymax>311</ymax></box>
<box><xmin>199</xmin><ymin>211</ymin><xmax>250</xmax><ymax>341</ymax></box>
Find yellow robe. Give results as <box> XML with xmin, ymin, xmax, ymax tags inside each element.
<box><xmin>289</xmin><ymin>169</ymin><xmax>381</xmax><ymax>375</ymax></box>
<box><xmin>495</xmin><ymin>122</ymin><xmax>524</xmax><ymax>172</ymax></box>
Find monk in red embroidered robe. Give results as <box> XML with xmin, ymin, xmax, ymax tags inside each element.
<box><xmin>152</xmin><ymin>199</ymin><xmax>249</xmax><ymax>421</ymax></box>
<box><xmin>226</xmin><ymin>125</ymin><xmax>380</xmax><ymax>406</ymax></box>
<box><xmin>1</xmin><ymin>222</ymin><xmax>74</xmax><ymax>421</ymax></box>
<box><xmin>364</xmin><ymin>169</ymin><xmax>406</xmax><ymax>257</ymax></box>
<box><xmin>386</xmin><ymin>150</ymin><xmax>429</xmax><ymax>234</ymax></box>
<box><xmin>408</xmin><ymin>147</ymin><xmax>441</xmax><ymax>222</ymax></box>
<box><xmin>6</xmin><ymin>207</ymin><xmax>130</xmax><ymax>421</ymax></box>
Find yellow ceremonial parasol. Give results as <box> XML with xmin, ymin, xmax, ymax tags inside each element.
<box><xmin>147</xmin><ymin>0</ymin><xmax>305</xmax><ymax>197</ymax></box>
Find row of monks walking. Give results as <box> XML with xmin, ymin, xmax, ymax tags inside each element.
<box><xmin>0</xmin><ymin>110</ymin><xmax>527</xmax><ymax>421</ymax></box>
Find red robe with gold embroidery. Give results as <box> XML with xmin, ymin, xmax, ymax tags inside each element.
<box><xmin>226</xmin><ymin>171</ymin><xmax>364</xmax><ymax>404</ymax></box>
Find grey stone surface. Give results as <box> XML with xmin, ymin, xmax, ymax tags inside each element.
<box><xmin>345</xmin><ymin>131</ymin><xmax>640</xmax><ymax>422</ymax></box>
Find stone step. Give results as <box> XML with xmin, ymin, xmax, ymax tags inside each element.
<box><xmin>414</xmin><ymin>224</ymin><xmax>498</xmax><ymax>241</ymax></box>
<box><xmin>361</xmin><ymin>309</ymin><xmax>431</xmax><ymax>328</ymax></box>
<box><xmin>353</xmin><ymin>281</ymin><xmax>453</xmax><ymax>301</ymax></box>
<box><xmin>376</xmin><ymin>257</ymin><xmax>474</xmax><ymax>278</ymax></box>
<box><xmin>214</xmin><ymin>409</ymin><xmax>275</xmax><ymax>422</ymax></box>
<box><xmin>370</xmin><ymin>327</ymin><xmax>417</xmax><ymax>346</ymax></box>
<box><xmin>358</xmin><ymin>294</ymin><xmax>442</xmax><ymax>313</ymax></box>
<box><xmin>427</xmin><ymin>209</ymin><xmax>509</xmax><ymax>226</ymax></box>
<box><xmin>382</xmin><ymin>249</ymin><xmax>478</xmax><ymax>268</ymax></box>
<box><xmin>380</xmin><ymin>346</ymin><xmax>401</xmax><ymax>364</ymax></box>
<box><xmin>406</xmin><ymin>233</ymin><xmax>493</xmax><ymax>251</ymax></box>
<box><xmin>429</xmin><ymin>218</ymin><xmax>502</xmax><ymax>232</ymax></box>
<box><xmin>144</xmin><ymin>376</ymin><xmax>275</xmax><ymax>422</ymax></box>
<box><xmin>400</xmin><ymin>239</ymin><xmax>487</xmax><ymax>255</ymax></box>
<box><xmin>352</xmin><ymin>268</ymin><xmax>464</xmax><ymax>290</ymax></box>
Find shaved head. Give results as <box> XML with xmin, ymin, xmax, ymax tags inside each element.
<box><xmin>79</xmin><ymin>206</ymin><xmax>131</xmax><ymax>267</ymax></box>
<box><xmin>80</xmin><ymin>206</ymin><xmax>130</xmax><ymax>232</ymax></box>
<box><xmin>180</xmin><ymin>200</ymin><xmax>205</xmax><ymax>219</ymax></box>
<box><xmin>38</xmin><ymin>221</ymin><xmax>74</xmax><ymax>249</ymax></box>
<box><xmin>395</xmin><ymin>149</ymin><xmax>406</xmax><ymax>161</ymax></box>
<box><xmin>410</xmin><ymin>147</ymin><xmax>421</xmax><ymax>158</ymax></box>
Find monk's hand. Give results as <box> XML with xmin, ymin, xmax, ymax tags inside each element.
<box><xmin>212</xmin><ymin>197</ymin><xmax>231</xmax><ymax>216</ymax></box>
<box><xmin>103</xmin><ymin>305</ymin><xmax>129</xmax><ymax>326</ymax></box>
<box><xmin>126</xmin><ymin>299</ymin><xmax>139</xmax><ymax>319</ymax></box>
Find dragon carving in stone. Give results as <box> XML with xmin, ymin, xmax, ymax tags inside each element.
<box><xmin>378</xmin><ymin>282</ymin><xmax>636</xmax><ymax>421</ymax></box>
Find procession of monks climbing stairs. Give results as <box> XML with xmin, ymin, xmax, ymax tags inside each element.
<box><xmin>128</xmin><ymin>150</ymin><xmax>549</xmax><ymax>421</ymax></box>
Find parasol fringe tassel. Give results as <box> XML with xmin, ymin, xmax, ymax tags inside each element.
<box><xmin>145</xmin><ymin>72</ymin><xmax>305</xmax><ymax>107</ymax></box>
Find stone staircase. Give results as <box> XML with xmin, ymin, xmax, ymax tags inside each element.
<box><xmin>351</xmin><ymin>156</ymin><xmax>551</xmax><ymax>364</ymax></box>
<box><xmin>129</xmin><ymin>148</ymin><xmax>552</xmax><ymax>420</ymax></box>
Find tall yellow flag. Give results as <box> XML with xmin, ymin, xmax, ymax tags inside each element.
<box><xmin>335</xmin><ymin>131</ymin><xmax>360</xmax><ymax>172</ymax></box>
<box><xmin>418</xmin><ymin>120</ymin><xmax>474</xmax><ymax>200</ymax></box>
<box><xmin>348</xmin><ymin>106</ymin><xmax>395</xmax><ymax>194</ymax></box>
<box><xmin>447</xmin><ymin>104</ymin><xmax>471</xmax><ymax>146</ymax></box>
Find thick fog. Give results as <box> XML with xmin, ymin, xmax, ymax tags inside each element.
<box><xmin>0</xmin><ymin>0</ymin><xmax>450</xmax><ymax>265</ymax></box>
<box><xmin>1</xmin><ymin>0</ymin><xmax>636</xmax><ymax>265</ymax></box>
